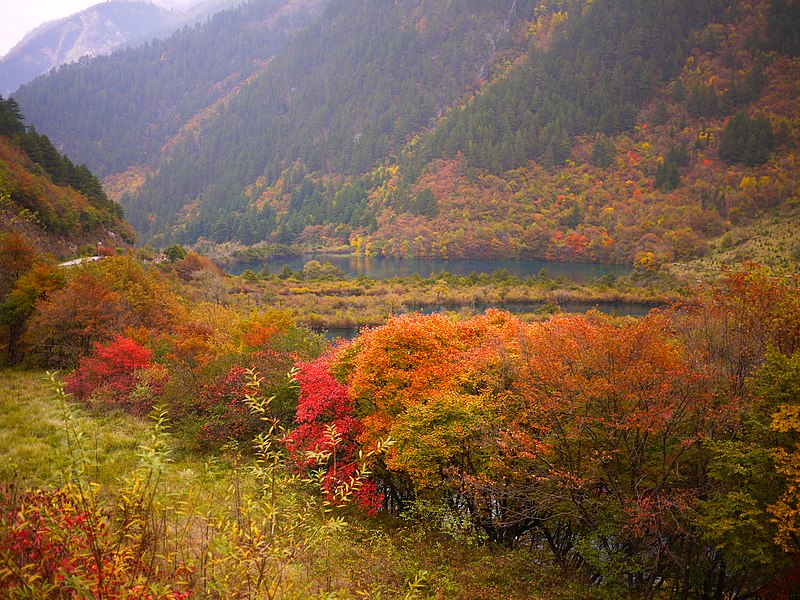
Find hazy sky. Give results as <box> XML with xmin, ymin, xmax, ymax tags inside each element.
<box><xmin>0</xmin><ymin>0</ymin><xmax>193</xmax><ymax>58</ymax></box>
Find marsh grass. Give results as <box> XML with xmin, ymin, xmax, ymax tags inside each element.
<box><xmin>215</xmin><ymin>271</ymin><xmax>681</xmax><ymax>333</ymax></box>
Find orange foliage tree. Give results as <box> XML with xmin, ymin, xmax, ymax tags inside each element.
<box><xmin>21</xmin><ymin>256</ymin><xmax>185</xmax><ymax>368</ymax></box>
<box><xmin>24</xmin><ymin>272</ymin><xmax>131</xmax><ymax>368</ymax></box>
<box><xmin>325</xmin><ymin>299</ymin><xmax>796</xmax><ymax>594</ymax></box>
<box><xmin>501</xmin><ymin>312</ymin><xmax>712</xmax><ymax>584</ymax></box>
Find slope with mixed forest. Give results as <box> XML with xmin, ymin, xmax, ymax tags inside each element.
<box><xmin>10</xmin><ymin>0</ymin><xmax>800</xmax><ymax>271</ymax></box>
<box><xmin>0</xmin><ymin>95</ymin><xmax>132</xmax><ymax>257</ymax></box>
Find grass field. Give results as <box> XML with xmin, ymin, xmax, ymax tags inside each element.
<box><xmin>0</xmin><ymin>369</ymin><xmax>171</xmax><ymax>487</ymax></box>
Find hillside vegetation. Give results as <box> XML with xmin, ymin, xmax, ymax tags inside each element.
<box><xmin>0</xmin><ymin>96</ymin><xmax>132</xmax><ymax>257</ymax></box>
<box><xmin>10</xmin><ymin>0</ymin><xmax>799</xmax><ymax>272</ymax></box>
<box><xmin>1</xmin><ymin>253</ymin><xmax>799</xmax><ymax>597</ymax></box>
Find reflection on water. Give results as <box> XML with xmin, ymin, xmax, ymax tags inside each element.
<box><xmin>229</xmin><ymin>254</ymin><xmax>649</xmax><ymax>342</ymax></box>
<box><xmin>229</xmin><ymin>254</ymin><xmax>628</xmax><ymax>283</ymax></box>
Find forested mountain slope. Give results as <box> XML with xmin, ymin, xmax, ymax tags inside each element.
<box><xmin>0</xmin><ymin>96</ymin><xmax>132</xmax><ymax>257</ymax></box>
<box><xmin>126</xmin><ymin>0</ymin><xmax>539</xmax><ymax>243</ymax></box>
<box><xmin>294</xmin><ymin>0</ymin><xmax>799</xmax><ymax>267</ymax></box>
<box><xmin>11</xmin><ymin>0</ymin><xmax>800</xmax><ymax>267</ymax></box>
<box><xmin>0</xmin><ymin>1</ymin><xmax>184</xmax><ymax>96</ymax></box>
<box><xmin>12</xmin><ymin>0</ymin><xmax>326</xmax><ymax>177</ymax></box>
<box><xmin>356</xmin><ymin>0</ymin><xmax>800</xmax><ymax>267</ymax></box>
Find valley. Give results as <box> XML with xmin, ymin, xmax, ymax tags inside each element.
<box><xmin>1</xmin><ymin>0</ymin><xmax>799</xmax><ymax>597</ymax></box>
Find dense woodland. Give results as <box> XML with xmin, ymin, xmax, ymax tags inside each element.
<box><xmin>13</xmin><ymin>0</ymin><xmax>324</xmax><ymax>176</ymax></box>
<box><xmin>122</xmin><ymin>0</ymin><xmax>539</xmax><ymax>243</ymax></box>
<box><xmin>10</xmin><ymin>0</ymin><xmax>800</xmax><ymax>269</ymax></box>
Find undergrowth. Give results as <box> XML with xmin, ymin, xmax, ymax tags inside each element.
<box><xmin>0</xmin><ymin>369</ymin><xmax>626</xmax><ymax>598</ymax></box>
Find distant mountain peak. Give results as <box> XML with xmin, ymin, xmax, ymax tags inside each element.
<box><xmin>0</xmin><ymin>0</ymin><xmax>241</xmax><ymax>95</ymax></box>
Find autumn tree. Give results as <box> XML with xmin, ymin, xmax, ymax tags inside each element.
<box><xmin>0</xmin><ymin>233</ymin><xmax>37</xmax><ymax>299</ymax></box>
<box><xmin>64</xmin><ymin>335</ymin><xmax>166</xmax><ymax>415</ymax></box>
<box><xmin>752</xmin><ymin>349</ymin><xmax>800</xmax><ymax>554</ymax></box>
<box><xmin>24</xmin><ymin>273</ymin><xmax>131</xmax><ymax>368</ymax></box>
<box><xmin>499</xmin><ymin>313</ymin><xmax>712</xmax><ymax>587</ymax></box>
<box><xmin>284</xmin><ymin>353</ymin><xmax>383</xmax><ymax>514</ymax></box>
<box><xmin>335</xmin><ymin>310</ymin><xmax>537</xmax><ymax>529</ymax></box>
<box><xmin>344</xmin><ymin>313</ymin><xmax>471</xmax><ymax>449</ymax></box>
<box><xmin>0</xmin><ymin>263</ymin><xmax>64</xmax><ymax>364</ymax></box>
<box><xmin>173</xmin><ymin>251</ymin><xmax>224</xmax><ymax>281</ymax></box>
<box><xmin>98</xmin><ymin>255</ymin><xmax>184</xmax><ymax>330</ymax></box>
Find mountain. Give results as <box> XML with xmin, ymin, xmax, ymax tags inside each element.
<box><xmin>14</xmin><ymin>0</ymin><xmax>539</xmax><ymax>239</ymax></box>
<box><xmin>0</xmin><ymin>96</ymin><xmax>132</xmax><ymax>258</ymax></box>
<box><xmin>0</xmin><ymin>2</ymin><xmax>184</xmax><ymax>96</ymax></box>
<box><xmin>0</xmin><ymin>0</ymin><xmax>255</xmax><ymax>96</ymax></box>
<box><xmin>12</xmin><ymin>0</ymin><xmax>327</xmax><ymax>177</ymax></box>
<box><xmin>10</xmin><ymin>0</ymin><xmax>800</xmax><ymax>267</ymax></box>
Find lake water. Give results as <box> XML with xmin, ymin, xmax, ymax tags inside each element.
<box><xmin>318</xmin><ymin>300</ymin><xmax>658</xmax><ymax>341</ymax></box>
<box><xmin>229</xmin><ymin>254</ymin><xmax>628</xmax><ymax>283</ymax></box>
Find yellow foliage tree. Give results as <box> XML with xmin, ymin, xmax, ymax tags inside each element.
<box><xmin>770</xmin><ymin>403</ymin><xmax>800</xmax><ymax>553</ymax></box>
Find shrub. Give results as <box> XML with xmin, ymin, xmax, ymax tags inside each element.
<box><xmin>285</xmin><ymin>356</ymin><xmax>384</xmax><ymax>515</ymax></box>
<box><xmin>64</xmin><ymin>335</ymin><xmax>164</xmax><ymax>415</ymax></box>
<box><xmin>195</xmin><ymin>365</ymin><xmax>265</xmax><ymax>450</ymax></box>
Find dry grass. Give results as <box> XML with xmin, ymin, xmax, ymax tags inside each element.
<box><xmin>670</xmin><ymin>206</ymin><xmax>800</xmax><ymax>283</ymax></box>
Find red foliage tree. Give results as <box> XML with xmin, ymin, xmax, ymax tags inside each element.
<box><xmin>24</xmin><ymin>273</ymin><xmax>131</xmax><ymax>368</ymax></box>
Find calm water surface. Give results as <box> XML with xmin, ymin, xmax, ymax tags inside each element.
<box><xmin>229</xmin><ymin>254</ymin><xmax>628</xmax><ymax>283</ymax></box>
<box><xmin>319</xmin><ymin>301</ymin><xmax>657</xmax><ymax>341</ymax></box>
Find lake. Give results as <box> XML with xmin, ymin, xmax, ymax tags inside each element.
<box><xmin>318</xmin><ymin>300</ymin><xmax>658</xmax><ymax>340</ymax></box>
<box><xmin>229</xmin><ymin>254</ymin><xmax>628</xmax><ymax>283</ymax></box>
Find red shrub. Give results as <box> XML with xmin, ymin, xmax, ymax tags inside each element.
<box><xmin>64</xmin><ymin>336</ymin><xmax>161</xmax><ymax>414</ymax></box>
<box><xmin>0</xmin><ymin>486</ymin><xmax>190</xmax><ymax>598</ymax></box>
<box><xmin>284</xmin><ymin>355</ymin><xmax>382</xmax><ymax>515</ymax></box>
